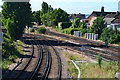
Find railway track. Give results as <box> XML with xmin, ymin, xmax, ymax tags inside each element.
<box><xmin>2</xmin><ymin>33</ymin><xmax>62</xmax><ymax>80</ymax></box>
<box><xmin>33</xmin><ymin>33</ymin><xmax>119</xmax><ymax>62</ymax></box>
<box><xmin>31</xmin><ymin>33</ymin><xmax>62</xmax><ymax>80</ymax></box>
<box><xmin>46</xmin><ymin>30</ymin><xmax>120</xmax><ymax>53</ymax></box>
<box><xmin>2</xmin><ymin>34</ymin><xmax>45</xmax><ymax>80</ymax></box>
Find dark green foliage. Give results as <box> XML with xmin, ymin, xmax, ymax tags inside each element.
<box><xmin>48</xmin><ymin>5</ymin><xmax>53</xmax><ymax>12</ymax></box>
<box><xmin>2</xmin><ymin>34</ymin><xmax>22</xmax><ymax>69</ymax></box>
<box><xmin>79</xmin><ymin>22</ymin><xmax>87</xmax><ymax>29</ymax></box>
<box><xmin>30</xmin><ymin>28</ymin><xmax>35</xmax><ymax>32</ymax></box>
<box><xmin>5</xmin><ymin>18</ymin><xmax>23</xmax><ymax>40</ymax></box>
<box><xmin>72</xmin><ymin>18</ymin><xmax>80</xmax><ymax>28</ymax></box>
<box><xmin>41</xmin><ymin>12</ymin><xmax>55</xmax><ymax>26</ymax></box>
<box><xmin>100</xmin><ymin>28</ymin><xmax>120</xmax><ymax>43</ymax></box>
<box><xmin>2</xmin><ymin>2</ymin><xmax>32</xmax><ymax>40</ymax></box>
<box><xmin>37</xmin><ymin>27</ymin><xmax>46</xmax><ymax>34</ymax></box>
<box><xmin>62</xmin><ymin>28</ymin><xmax>81</xmax><ymax>35</ymax></box>
<box><xmin>41</xmin><ymin>2</ymin><xmax>49</xmax><ymax>14</ymax></box>
<box><xmin>80</xmin><ymin>28</ymin><xmax>89</xmax><ymax>35</ymax></box>
<box><xmin>58</xmin><ymin>22</ymin><xmax>72</xmax><ymax>29</ymax></box>
<box><xmin>41</xmin><ymin>8</ymin><xmax>69</xmax><ymax>27</ymax></box>
<box><xmin>32</xmin><ymin>10</ymin><xmax>41</xmax><ymax>25</ymax></box>
<box><xmin>91</xmin><ymin>16</ymin><xmax>107</xmax><ymax>36</ymax></box>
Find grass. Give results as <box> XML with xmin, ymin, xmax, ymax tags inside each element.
<box><xmin>63</xmin><ymin>50</ymin><xmax>119</xmax><ymax>78</ymax></box>
<box><xmin>78</xmin><ymin>61</ymin><xmax>118</xmax><ymax>78</ymax></box>
<box><xmin>1</xmin><ymin>36</ymin><xmax>24</xmax><ymax>69</ymax></box>
<box><xmin>68</xmin><ymin>60</ymin><xmax>118</xmax><ymax>78</ymax></box>
<box><xmin>64</xmin><ymin>51</ymin><xmax>87</xmax><ymax>61</ymax></box>
<box><xmin>67</xmin><ymin>61</ymin><xmax>78</xmax><ymax>79</ymax></box>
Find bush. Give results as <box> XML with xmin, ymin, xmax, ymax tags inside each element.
<box><xmin>100</xmin><ymin>28</ymin><xmax>120</xmax><ymax>44</ymax></box>
<box><xmin>62</xmin><ymin>28</ymin><xmax>81</xmax><ymax>35</ymax></box>
<box><xmin>58</xmin><ymin>22</ymin><xmax>72</xmax><ymax>30</ymax></box>
<box><xmin>30</xmin><ymin>28</ymin><xmax>35</xmax><ymax>32</ymax></box>
<box><xmin>37</xmin><ymin>27</ymin><xmax>46</xmax><ymax>34</ymax></box>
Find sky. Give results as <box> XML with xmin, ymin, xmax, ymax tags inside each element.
<box><xmin>30</xmin><ymin>0</ymin><xmax>119</xmax><ymax>14</ymax></box>
<box><xmin>0</xmin><ymin>0</ymin><xmax>120</xmax><ymax>14</ymax></box>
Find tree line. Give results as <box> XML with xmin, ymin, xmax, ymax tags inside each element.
<box><xmin>33</xmin><ymin>2</ymin><xmax>69</xmax><ymax>27</ymax></box>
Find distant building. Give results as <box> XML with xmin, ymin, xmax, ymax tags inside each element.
<box><xmin>68</xmin><ymin>13</ymin><xmax>85</xmax><ymax>22</ymax></box>
<box><xmin>88</xmin><ymin>7</ymin><xmax>120</xmax><ymax>31</ymax></box>
<box><xmin>105</xmin><ymin>12</ymin><xmax>120</xmax><ymax>31</ymax></box>
<box><xmin>88</xmin><ymin>7</ymin><xmax>116</xmax><ymax>26</ymax></box>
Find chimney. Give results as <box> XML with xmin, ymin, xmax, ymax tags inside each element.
<box><xmin>101</xmin><ymin>6</ymin><xmax>104</xmax><ymax>12</ymax></box>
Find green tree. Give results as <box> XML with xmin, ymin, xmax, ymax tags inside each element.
<box><xmin>79</xmin><ymin>22</ymin><xmax>87</xmax><ymax>29</ymax></box>
<box><xmin>48</xmin><ymin>5</ymin><xmax>53</xmax><ymax>12</ymax></box>
<box><xmin>91</xmin><ymin>16</ymin><xmax>107</xmax><ymax>36</ymax></box>
<box><xmin>32</xmin><ymin>10</ymin><xmax>41</xmax><ymax>25</ymax></box>
<box><xmin>41</xmin><ymin>2</ymin><xmax>48</xmax><ymax>14</ymax></box>
<box><xmin>100</xmin><ymin>28</ymin><xmax>120</xmax><ymax>43</ymax></box>
<box><xmin>41</xmin><ymin>8</ymin><xmax>69</xmax><ymax>26</ymax></box>
<box><xmin>72</xmin><ymin>18</ymin><xmax>80</xmax><ymax>28</ymax></box>
<box><xmin>2</xmin><ymin>2</ymin><xmax>32</xmax><ymax>40</ymax></box>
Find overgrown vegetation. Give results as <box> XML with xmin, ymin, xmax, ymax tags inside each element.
<box><xmin>1</xmin><ymin>34</ymin><xmax>23</xmax><ymax>69</ymax></box>
<box><xmin>78</xmin><ymin>61</ymin><xmax>118</xmax><ymax>78</ymax></box>
<box><xmin>64</xmin><ymin>50</ymin><xmax>118</xmax><ymax>78</ymax></box>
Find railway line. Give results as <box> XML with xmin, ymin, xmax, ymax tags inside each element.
<box><xmin>46</xmin><ymin>30</ymin><xmax>120</xmax><ymax>53</ymax></box>
<box><xmin>2</xmin><ymin>33</ymin><xmax>62</xmax><ymax>80</ymax></box>
<box><xmin>30</xmin><ymin>33</ymin><xmax>62</xmax><ymax>80</ymax></box>
<box><xmin>34</xmin><ymin>32</ymin><xmax>119</xmax><ymax>62</ymax></box>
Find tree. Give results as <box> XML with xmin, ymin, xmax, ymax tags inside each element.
<box><xmin>2</xmin><ymin>2</ymin><xmax>32</xmax><ymax>40</ymax></box>
<box><xmin>41</xmin><ymin>2</ymin><xmax>48</xmax><ymax>14</ymax></box>
<box><xmin>91</xmin><ymin>16</ymin><xmax>107</xmax><ymax>36</ymax></box>
<box><xmin>100</xmin><ymin>28</ymin><xmax>120</xmax><ymax>44</ymax></box>
<box><xmin>79</xmin><ymin>22</ymin><xmax>87</xmax><ymax>29</ymax></box>
<box><xmin>48</xmin><ymin>5</ymin><xmax>53</xmax><ymax>12</ymax></box>
<box><xmin>41</xmin><ymin>8</ymin><xmax>69</xmax><ymax>27</ymax></box>
<box><xmin>53</xmin><ymin>8</ymin><xmax>69</xmax><ymax>24</ymax></box>
<box><xmin>32</xmin><ymin>10</ymin><xmax>41</xmax><ymax>25</ymax></box>
<box><xmin>72</xmin><ymin>18</ymin><xmax>80</xmax><ymax>28</ymax></box>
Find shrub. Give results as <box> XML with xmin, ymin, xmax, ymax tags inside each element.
<box><xmin>58</xmin><ymin>22</ymin><xmax>72</xmax><ymax>30</ymax></box>
<box><xmin>30</xmin><ymin>28</ymin><xmax>35</xmax><ymax>32</ymax></box>
<box><xmin>37</xmin><ymin>27</ymin><xmax>46</xmax><ymax>34</ymax></box>
<box><xmin>100</xmin><ymin>28</ymin><xmax>120</xmax><ymax>44</ymax></box>
<box><xmin>62</xmin><ymin>28</ymin><xmax>81</xmax><ymax>35</ymax></box>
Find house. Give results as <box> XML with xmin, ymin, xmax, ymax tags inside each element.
<box><xmin>88</xmin><ymin>7</ymin><xmax>116</xmax><ymax>26</ymax></box>
<box><xmin>108</xmin><ymin>13</ymin><xmax>120</xmax><ymax>31</ymax></box>
<box><xmin>68</xmin><ymin>13</ymin><xmax>85</xmax><ymax>22</ymax></box>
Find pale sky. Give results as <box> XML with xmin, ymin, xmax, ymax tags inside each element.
<box><xmin>0</xmin><ymin>0</ymin><xmax>120</xmax><ymax>14</ymax></box>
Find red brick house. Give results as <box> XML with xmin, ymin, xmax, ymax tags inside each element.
<box><xmin>88</xmin><ymin>7</ymin><xmax>116</xmax><ymax>26</ymax></box>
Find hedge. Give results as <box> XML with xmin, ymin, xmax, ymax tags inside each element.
<box><xmin>58</xmin><ymin>22</ymin><xmax>72</xmax><ymax>30</ymax></box>
<box><xmin>61</xmin><ymin>28</ymin><xmax>81</xmax><ymax>35</ymax></box>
